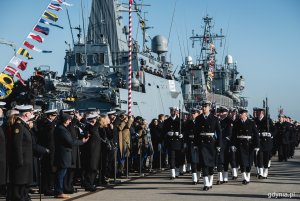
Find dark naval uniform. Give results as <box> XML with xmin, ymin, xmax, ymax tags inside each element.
<box><xmin>37</xmin><ymin>117</ymin><xmax>57</xmax><ymax>195</ymax></box>
<box><xmin>254</xmin><ymin>116</ymin><xmax>274</xmax><ymax>179</ymax></box>
<box><xmin>219</xmin><ymin>115</ymin><xmax>235</xmax><ymax>182</ymax></box>
<box><xmin>274</xmin><ymin>121</ymin><xmax>289</xmax><ymax>161</ymax></box>
<box><xmin>0</xmin><ymin>123</ymin><xmax>6</xmax><ymax>188</ymax></box>
<box><xmin>164</xmin><ymin>115</ymin><xmax>184</xmax><ymax>179</ymax></box>
<box><xmin>184</xmin><ymin>117</ymin><xmax>200</xmax><ymax>184</ymax></box>
<box><xmin>232</xmin><ymin>118</ymin><xmax>259</xmax><ymax>184</ymax></box>
<box><xmin>195</xmin><ymin>113</ymin><xmax>222</xmax><ymax>189</ymax></box>
<box><xmin>11</xmin><ymin>118</ymin><xmax>33</xmax><ymax>201</ymax></box>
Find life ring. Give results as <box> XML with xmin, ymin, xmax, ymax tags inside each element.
<box><xmin>0</xmin><ymin>73</ymin><xmax>14</xmax><ymax>99</ymax></box>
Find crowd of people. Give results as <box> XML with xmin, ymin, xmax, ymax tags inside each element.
<box><xmin>0</xmin><ymin>100</ymin><xmax>299</xmax><ymax>200</ymax></box>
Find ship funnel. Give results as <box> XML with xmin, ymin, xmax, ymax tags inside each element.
<box><xmin>152</xmin><ymin>35</ymin><xmax>168</xmax><ymax>55</ymax></box>
<box><xmin>185</xmin><ymin>56</ymin><xmax>193</xmax><ymax>65</ymax></box>
<box><xmin>225</xmin><ymin>55</ymin><xmax>233</xmax><ymax>64</ymax></box>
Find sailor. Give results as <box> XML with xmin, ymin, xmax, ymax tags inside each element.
<box><xmin>83</xmin><ymin>113</ymin><xmax>101</xmax><ymax>192</ymax></box>
<box><xmin>0</xmin><ymin>102</ymin><xmax>6</xmax><ymax>194</ymax></box>
<box><xmin>194</xmin><ymin>101</ymin><xmax>222</xmax><ymax>191</ymax></box>
<box><xmin>253</xmin><ymin>107</ymin><xmax>274</xmax><ymax>179</ymax></box>
<box><xmin>184</xmin><ymin>108</ymin><xmax>201</xmax><ymax>185</ymax></box>
<box><xmin>231</xmin><ymin>108</ymin><xmax>260</xmax><ymax>185</ymax></box>
<box><xmin>217</xmin><ymin>106</ymin><xmax>234</xmax><ymax>184</ymax></box>
<box><xmin>37</xmin><ymin>108</ymin><xmax>58</xmax><ymax>196</ymax></box>
<box><xmin>274</xmin><ymin>115</ymin><xmax>289</xmax><ymax>162</ymax></box>
<box><xmin>10</xmin><ymin>105</ymin><xmax>34</xmax><ymax>201</ymax></box>
<box><xmin>164</xmin><ymin>107</ymin><xmax>184</xmax><ymax>179</ymax></box>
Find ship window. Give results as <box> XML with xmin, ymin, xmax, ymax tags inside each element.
<box><xmin>157</xmin><ymin>85</ymin><xmax>159</xmax><ymax>88</ymax></box>
<box><xmin>99</xmin><ymin>53</ymin><xmax>105</xmax><ymax>64</ymax></box>
<box><xmin>87</xmin><ymin>55</ymin><xmax>93</xmax><ymax>66</ymax></box>
<box><xmin>75</xmin><ymin>53</ymin><xmax>83</xmax><ymax>65</ymax></box>
<box><xmin>148</xmin><ymin>83</ymin><xmax>151</xmax><ymax>86</ymax></box>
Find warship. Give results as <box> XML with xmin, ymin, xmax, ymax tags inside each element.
<box><xmin>179</xmin><ymin>15</ymin><xmax>248</xmax><ymax>111</ymax></box>
<box><xmin>33</xmin><ymin>0</ymin><xmax>185</xmax><ymax>122</ymax></box>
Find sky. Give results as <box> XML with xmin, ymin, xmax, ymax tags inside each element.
<box><xmin>0</xmin><ymin>0</ymin><xmax>299</xmax><ymax>120</ymax></box>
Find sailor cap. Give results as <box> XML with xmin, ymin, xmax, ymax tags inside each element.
<box><xmin>219</xmin><ymin>106</ymin><xmax>229</xmax><ymax>113</ymax></box>
<box><xmin>86</xmin><ymin>113</ymin><xmax>98</xmax><ymax>119</ymax></box>
<box><xmin>107</xmin><ymin>110</ymin><xmax>116</xmax><ymax>115</ymax></box>
<box><xmin>255</xmin><ymin>107</ymin><xmax>265</xmax><ymax>112</ymax></box>
<box><xmin>191</xmin><ymin>108</ymin><xmax>200</xmax><ymax>113</ymax></box>
<box><xmin>62</xmin><ymin>109</ymin><xmax>75</xmax><ymax>115</ymax></box>
<box><xmin>238</xmin><ymin>107</ymin><xmax>248</xmax><ymax>114</ymax></box>
<box><xmin>6</xmin><ymin>109</ymin><xmax>19</xmax><ymax>117</ymax></box>
<box><xmin>15</xmin><ymin>105</ymin><xmax>33</xmax><ymax>112</ymax></box>
<box><xmin>0</xmin><ymin>101</ymin><xmax>6</xmax><ymax>108</ymax></box>
<box><xmin>201</xmin><ymin>100</ymin><xmax>211</xmax><ymax>107</ymax></box>
<box><xmin>45</xmin><ymin>109</ymin><xmax>58</xmax><ymax>115</ymax></box>
<box><xmin>169</xmin><ymin>106</ymin><xmax>178</xmax><ymax>111</ymax></box>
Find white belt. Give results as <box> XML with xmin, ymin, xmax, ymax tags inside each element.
<box><xmin>200</xmin><ymin>133</ymin><xmax>214</xmax><ymax>136</ymax></box>
<box><xmin>189</xmin><ymin>135</ymin><xmax>194</xmax><ymax>138</ymax></box>
<box><xmin>167</xmin><ymin>132</ymin><xmax>174</xmax><ymax>136</ymax></box>
<box><xmin>260</xmin><ymin>132</ymin><xmax>271</xmax><ymax>137</ymax></box>
<box><xmin>237</xmin><ymin>136</ymin><xmax>251</xmax><ymax>139</ymax></box>
<box><xmin>167</xmin><ymin>132</ymin><xmax>179</xmax><ymax>136</ymax></box>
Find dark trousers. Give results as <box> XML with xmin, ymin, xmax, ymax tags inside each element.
<box><xmin>278</xmin><ymin>144</ymin><xmax>288</xmax><ymax>161</ymax></box>
<box><xmin>168</xmin><ymin>150</ymin><xmax>184</xmax><ymax>169</ymax></box>
<box><xmin>257</xmin><ymin>150</ymin><xmax>271</xmax><ymax>168</ymax></box>
<box><xmin>63</xmin><ymin>168</ymin><xmax>76</xmax><ymax>193</ymax></box>
<box><xmin>54</xmin><ymin>168</ymin><xmax>67</xmax><ymax>195</ymax></box>
<box><xmin>84</xmin><ymin>170</ymin><xmax>97</xmax><ymax>189</ymax></box>
<box><xmin>191</xmin><ymin>163</ymin><xmax>201</xmax><ymax>173</ymax></box>
<box><xmin>41</xmin><ymin>168</ymin><xmax>55</xmax><ymax>194</ymax></box>
<box><xmin>202</xmin><ymin>166</ymin><xmax>214</xmax><ymax>177</ymax></box>
<box><xmin>11</xmin><ymin>184</ymin><xmax>26</xmax><ymax>201</ymax></box>
<box><xmin>240</xmin><ymin>166</ymin><xmax>251</xmax><ymax>173</ymax></box>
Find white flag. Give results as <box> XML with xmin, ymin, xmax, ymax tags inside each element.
<box><xmin>10</xmin><ymin>56</ymin><xmax>22</xmax><ymax>67</ymax></box>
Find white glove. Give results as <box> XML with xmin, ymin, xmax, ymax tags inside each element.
<box><xmin>183</xmin><ymin>143</ymin><xmax>187</xmax><ymax>149</ymax></box>
<box><xmin>226</xmin><ymin>137</ymin><xmax>230</xmax><ymax>141</ymax></box>
<box><xmin>231</xmin><ymin>146</ymin><xmax>237</xmax><ymax>152</ymax></box>
<box><xmin>254</xmin><ymin>148</ymin><xmax>260</xmax><ymax>152</ymax></box>
<box><xmin>178</xmin><ymin>134</ymin><xmax>183</xmax><ymax>138</ymax></box>
<box><xmin>216</xmin><ymin>147</ymin><xmax>221</xmax><ymax>152</ymax></box>
<box><xmin>158</xmin><ymin>143</ymin><xmax>161</xmax><ymax>151</ymax></box>
<box><xmin>193</xmin><ymin>146</ymin><xmax>198</xmax><ymax>150</ymax></box>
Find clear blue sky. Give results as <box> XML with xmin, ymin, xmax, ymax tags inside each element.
<box><xmin>0</xmin><ymin>0</ymin><xmax>299</xmax><ymax>120</ymax></box>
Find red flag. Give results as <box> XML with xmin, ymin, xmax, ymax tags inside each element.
<box><xmin>27</xmin><ymin>32</ymin><xmax>44</xmax><ymax>43</ymax></box>
<box><xmin>18</xmin><ymin>61</ymin><xmax>27</xmax><ymax>71</ymax></box>
<box><xmin>4</xmin><ymin>66</ymin><xmax>26</xmax><ymax>86</ymax></box>
<box><xmin>129</xmin><ymin>0</ymin><xmax>132</xmax><ymax>4</ymax></box>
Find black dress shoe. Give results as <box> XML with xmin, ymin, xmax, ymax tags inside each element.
<box><xmin>209</xmin><ymin>186</ymin><xmax>212</xmax><ymax>189</ymax></box>
<box><xmin>170</xmin><ymin>177</ymin><xmax>175</xmax><ymax>180</ymax></box>
<box><xmin>85</xmin><ymin>187</ymin><xmax>97</xmax><ymax>192</ymax></box>
<box><xmin>258</xmin><ymin>175</ymin><xmax>263</xmax><ymax>179</ymax></box>
<box><xmin>216</xmin><ymin>180</ymin><xmax>223</xmax><ymax>185</ymax></box>
<box><xmin>232</xmin><ymin>176</ymin><xmax>237</xmax><ymax>180</ymax></box>
<box><xmin>223</xmin><ymin>181</ymin><xmax>228</xmax><ymax>183</ymax></box>
<box><xmin>203</xmin><ymin>186</ymin><xmax>209</xmax><ymax>191</ymax></box>
<box><xmin>242</xmin><ymin>180</ymin><xmax>247</xmax><ymax>185</ymax></box>
<box><xmin>192</xmin><ymin>182</ymin><xmax>197</xmax><ymax>185</ymax></box>
<box><xmin>263</xmin><ymin>177</ymin><xmax>267</xmax><ymax>179</ymax></box>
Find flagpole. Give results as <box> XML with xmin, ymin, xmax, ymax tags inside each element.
<box><xmin>128</xmin><ymin>0</ymin><xmax>133</xmax><ymax>116</ymax></box>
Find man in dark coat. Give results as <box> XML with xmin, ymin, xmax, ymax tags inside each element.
<box><xmin>37</xmin><ymin>109</ymin><xmax>57</xmax><ymax>196</ymax></box>
<box><xmin>232</xmin><ymin>108</ymin><xmax>260</xmax><ymax>185</ymax></box>
<box><xmin>253</xmin><ymin>108</ymin><xmax>274</xmax><ymax>179</ymax></box>
<box><xmin>217</xmin><ymin>106</ymin><xmax>234</xmax><ymax>184</ymax></box>
<box><xmin>82</xmin><ymin>113</ymin><xmax>101</xmax><ymax>192</ymax></box>
<box><xmin>0</xmin><ymin>102</ymin><xmax>6</xmax><ymax>194</ymax></box>
<box><xmin>54</xmin><ymin>113</ymin><xmax>89</xmax><ymax>199</ymax></box>
<box><xmin>184</xmin><ymin>108</ymin><xmax>201</xmax><ymax>185</ymax></box>
<box><xmin>10</xmin><ymin>105</ymin><xmax>34</xmax><ymax>201</ymax></box>
<box><xmin>195</xmin><ymin>101</ymin><xmax>222</xmax><ymax>191</ymax></box>
<box><xmin>164</xmin><ymin>107</ymin><xmax>184</xmax><ymax>179</ymax></box>
<box><xmin>62</xmin><ymin>109</ymin><xmax>84</xmax><ymax>194</ymax></box>
<box><xmin>274</xmin><ymin>115</ymin><xmax>289</xmax><ymax>162</ymax></box>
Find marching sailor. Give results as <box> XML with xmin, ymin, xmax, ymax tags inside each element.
<box><xmin>195</xmin><ymin>101</ymin><xmax>222</xmax><ymax>191</ymax></box>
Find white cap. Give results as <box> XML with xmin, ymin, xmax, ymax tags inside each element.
<box><xmin>15</xmin><ymin>105</ymin><xmax>33</xmax><ymax>112</ymax></box>
<box><xmin>45</xmin><ymin>109</ymin><xmax>58</xmax><ymax>115</ymax></box>
<box><xmin>86</xmin><ymin>113</ymin><xmax>98</xmax><ymax>119</ymax></box>
<box><xmin>0</xmin><ymin>101</ymin><xmax>6</xmax><ymax>108</ymax></box>
<box><xmin>107</xmin><ymin>110</ymin><xmax>116</xmax><ymax>115</ymax></box>
<box><xmin>6</xmin><ymin>109</ymin><xmax>19</xmax><ymax>117</ymax></box>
